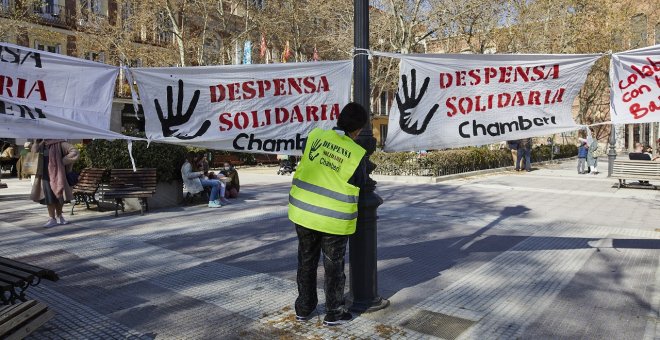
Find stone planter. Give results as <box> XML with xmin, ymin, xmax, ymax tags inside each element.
<box><xmin>121</xmin><ymin>180</ymin><xmax>183</xmax><ymax>212</ymax></box>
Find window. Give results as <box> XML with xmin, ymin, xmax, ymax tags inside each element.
<box><xmin>252</xmin><ymin>0</ymin><xmax>264</xmax><ymax>10</ymax></box>
<box><xmin>154</xmin><ymin>12</ymin><xmax>173</xmax><ymax>45</ymax></box>
<box><xmin>630</xmin><ymin>14</ymin><xmax>647</xmax><ymax>49</ymax></box>
<box><xmin>80</xmin><ymin>0</ymin><xmax>106</xmax><ymax>16</ymax></box>
<box><xmin>379</xmin><ymin>124</ymin><xmax>388</xmax><ymax>147</ymax></box>
<box><xmin>202</xmin><ymin>35</ymin><xmax>221</xmax><ymax>65</ymax></box>
<box><xmin>234</xmin><ymin>41</ymin><xmax>243</xmax><ymax>65</ymax></box>
<box><xmin>127</xmin><ymin>59</ymin><xmax>142</xmax><ymax>68</ymax></box>
<box><xmin>34</xmin><ymin>41</ymin><xmax>61</xmax><ymax>54</ymax></box>
<box><xmin>379</xmin><ymin>92</ymin><xmax>388</xmax><ymax>115</ymax></box>
<box><xmin>43</xmin><ymin>0</ymin><xmax>60</xmax><ymax>15</ymax></box>
<box><xmin>121</xmin><ymin>1</ymin><xmax>134</xmax><ymax>31</ymax></box>
<box><xmin>84</xmin><ymin>51</ymin><xmax>105</xmax><ymax>63</ymax></box>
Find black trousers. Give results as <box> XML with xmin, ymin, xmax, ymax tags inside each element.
<box><xmin>295</xmin><ymin>224</ymin><xmax>348</xmax><ymax>318</ymax></box>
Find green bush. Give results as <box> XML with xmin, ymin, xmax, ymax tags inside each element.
<box><xmin>76</xmin><ymin>138</ymin><xmax>188</xmax><ymax>183</ymax></box>
<box><xmin>532</xmin><ymin>144</ymin><xmax>577</xmax><ymax>162</ymax></box>
<box><xmin>372</xmin><ymin>144</ymin><xmax>577</xmax><ymax>177</ymax></box>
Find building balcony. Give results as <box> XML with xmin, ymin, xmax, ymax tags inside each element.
<box><xmin>130</xmin><ymin>32</ymin><xmax>173</xmax><ymax>48</ymax></box>
<box><xmin>76</xmin><ymin>7</ymin><xmax>108</xmax><ymax>28</ymax></box>
<box><xmin>32</xmin><ymin>3</ymin><xmax>71</xmax><ymax>28</ymax></box>
<box><xmin>0</xmin><ymin>2</ymin><xmax>72</xmax><ymax>29</ymax></box>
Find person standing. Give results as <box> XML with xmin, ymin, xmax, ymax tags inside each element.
<box><xmin>516</xmin><ymin>138</ymin><xmax>532</xmax><ymax>172</ymax></box>
<box><xmin>17</xmin><ymin>142</ymin><xmax>31</xmax><ymax>180</ymax></box>
<box><xmin>586</xmin><ymin>136</ymin><xmax>599</xmax><ymax>175</ymax></box>
<box><xmin>30</xmin><ymin>139</ymin><xmax>79</xmax><ymax>228</ymax></box>
<box><xmin>577</xmin><ymin>139</ymin><xmax>588</xmax><ymax>174</ymax></box>
<box><xmin>507</xmin><ymin>140</ymin><xmax>518</xmax><ymax>169</ymax></box>
<box><xmin>289</xmin><ymin>102</ymin><xmax>368</xmax><ymax>326</ymax></box>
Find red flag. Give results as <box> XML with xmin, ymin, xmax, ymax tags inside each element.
<box><xmin>282</xmin><ymin>40</ymin><xmax>291</xmax><ymax>63</ymax></box>
<box><xmin>313</xmin><ymin>45</ymin><xmax>319</xmax><ymax>61</ymax></box>
<box><xmin>259</xmin><ymin>34</ymin><xmax>267</xmax><ymax>59</ymax></box>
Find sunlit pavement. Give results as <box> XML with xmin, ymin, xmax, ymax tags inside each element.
<box><xmin>0</xmin><ymin>160</ymin><xmax>658</xmax><ymax>339</ymax></box>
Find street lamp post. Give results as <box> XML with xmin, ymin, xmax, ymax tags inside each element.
<box><xmin>347</xmin><ymin>0</ymin><xmax>389</xmax><ymax>313</ymax></box>
<box><xmin>608</xmin><ymin>124</ymin><xmax>617</xmax><ymax>177</ymax></box>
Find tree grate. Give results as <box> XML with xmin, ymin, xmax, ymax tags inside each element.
<box><xmin>400</xmin><ymin>309</ymin><xmax>476</xmax><ymax>339</ymax></box>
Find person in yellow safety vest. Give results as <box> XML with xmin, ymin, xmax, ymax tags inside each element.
<box><xmin>289</xmin><ymin>102</ymin><xmax>368</xmax><ymax>326</ymax></box>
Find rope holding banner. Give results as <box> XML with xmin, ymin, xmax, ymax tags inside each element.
<box><xmin>123</xmin><ymin>66</ymin><xmax>141</xmax><ymax>121</ymax></box>
<box><xmin>353</xmin><ymin>47</ymin><xmax>373</xmax><ymax>60</ymax></box>
<box><xmin>127</xmin><ymin>140</ymin><xmax>137</xmax><ymax>172</ymax></box>
<box><xmin>585</xmin><ymin>122</ymin><xmax>612</xmax><ymax>128</ymax></box>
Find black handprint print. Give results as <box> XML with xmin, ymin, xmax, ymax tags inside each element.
<box><xmin>308</xmin><ymin>139</ymin><xmax>322</xmax><ymax>161</ymax></box>
<box><xmin>155</xmin><ymin>79</ymin><xmax>210</xmax><ymax>140</ymax></box>
<box><xmin>396</xmin><ymin>69</ymin><xmax>439</xmax><ymax>135</ymax></box>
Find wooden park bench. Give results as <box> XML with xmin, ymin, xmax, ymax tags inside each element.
<box><xmin>253</xmin><ymin>153</ymin><xmax>279</xmax><ymax>166</ymax></box>
<box><xmin>70</xmin><ymin>168</ymin><xmax>108</xmax><ymax>215</ymax></box>
<box><xmin>611</xmin><ymin>159</ymin><xmax>660</xmax><ymax>189</ymax></box>
<box><xmin>103</xmin><ymin>168</ymin><xmax>157</xmax><ymax>217</ymax></box>
<box><xmin>0</xmin><ymin>157</ymin><xmax>18</xmax><ymax>177</ymax></box>
<box><xmin>212</xmin><ymin>153</ymin><xmax>244</xmax><ymax>168</ymax></box>
<box><xmin>0</xmin><ymin>300</ymin><xmax>54</xmax><ymax>340</ymax></box>
<box><xmin>0</xmin><ymin>257</ymin><xmax>59</xmax><ymax>306</ymax></box>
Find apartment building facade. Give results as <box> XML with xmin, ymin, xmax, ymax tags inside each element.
<box><xmin>0</xmin><ymin>0</ymin><xmax>249</xmax><ymax>134</ymax></box>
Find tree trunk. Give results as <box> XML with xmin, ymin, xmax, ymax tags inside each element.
<box><xmin>165</xmin><ymin>0</ymin><xmax>186</xmax><ymax>66</ymax></box>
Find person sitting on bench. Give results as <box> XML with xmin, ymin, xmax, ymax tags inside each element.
<box><xmin>629</xmin><ymin>142</ymin><xmax>652</xmax><ymax>185</ymax></box>
<box><xmin>181</xmin><ymin>152</ymin><xmax>229</xmax><ymax>208</ymax></box>
<box><xmin>629</xmin><ymin>142</ymin><xmax>651</xmax><ymax>161</ymax></box>
<box><xmin>0</xmin><ymin>143</ymin><xmax>18</xmax><ymax>177</ymax></box>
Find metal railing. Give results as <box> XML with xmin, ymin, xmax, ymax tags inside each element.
<box><xmin>371</xmin><ymin>146</ymin><xmax>577</xmax><ymax>177</ymax></box>
<box><xmin>32</xmin><ymin>3</ymin><xmax>69</xmax><ymax>27</ymax></box>
<box><xmin>77</xmin><ymin>7</ymin><xmax>108</xmax><ymax>28</ymax></box>
<box><xmin>130</xmin><ymin>31</ymin><xmax>173</xmax><ymax>47</ymax></box>
<box><xmin>372</xmin><ymin>157</ymin><xmax>514</xmax><ymax>177</ymax></box>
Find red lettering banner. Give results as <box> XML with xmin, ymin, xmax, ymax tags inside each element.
<box><xmin>130</xmin><ymin>61</ymin><xmax>352</xmax><ymax>155</ymax></box>
<box><xmin>610</xmin><ymin>44</ymin><xmax>660</xmax><ymax>124</ymax></box>
<box><xmin>0</xmin><ymin>42</ymin><xmax>123</xmax><ymax>139</ymax></box>
<box><xmin>374</xmin><ymin>51</ymin><xmax>600</xmax><ymax>151</ymax></box>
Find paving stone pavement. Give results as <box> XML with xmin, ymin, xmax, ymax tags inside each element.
<box><xmin>0</xmin><ymin>159</ymin><xmax>658</xmax><ymax>339</ymax></box>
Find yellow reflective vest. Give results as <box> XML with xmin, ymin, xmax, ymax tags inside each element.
<box><xmin>288</xmin><ymin>128</ymin><xmax>366</xmax><ymax>235</ymax></box>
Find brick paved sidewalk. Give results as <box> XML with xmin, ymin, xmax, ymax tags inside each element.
<box><xmin>0</xmin><ymin>160</ymin><xmax>657</xmax><ymax>339</ymax></box>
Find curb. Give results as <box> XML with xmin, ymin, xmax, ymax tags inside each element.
<box><xmin>373</xmin><ymin>157</ymin><xmax>577</xmax><ymax>184</ymax></box>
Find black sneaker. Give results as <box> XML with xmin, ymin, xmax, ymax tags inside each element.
<box><xmin>323</xmin><ymin>311</ymin><xmax>352</xmax><ymax>326</ymax></box>
<box><xmin>295</xmin><ymin>313</ymin><xmax>312</xmax><ymax>322</ymax></box>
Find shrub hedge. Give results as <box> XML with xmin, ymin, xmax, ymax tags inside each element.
<box><xmin>371</xmin><ymin>144</ymin><xmax>577</xmax><ymax>176</ymax></box>
<box><xmin>75</xmin><ymin>138</ymin><xmax>188</xmax><ymax>183</ymax></box>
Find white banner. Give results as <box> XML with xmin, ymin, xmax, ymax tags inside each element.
<box><xmin>130</xmin><ymin>60</ymin><xmax>353</xmax><ymax>155</ymax></box>
<box><xmin>377</xmin><ymin>52</ymin><xmax>600</xmax><ymax>151</ymax></box>
<box><xmin>0</xmin><ymin>42</ymin><xmax>123</xmax><ymax>139</ymax></box>
<box><xmin>610</xmin><ymin>44</ymin><xmax>660</xmax><ymax>124</ymax></box>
